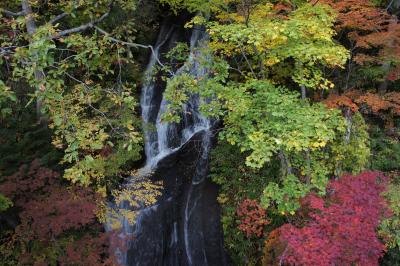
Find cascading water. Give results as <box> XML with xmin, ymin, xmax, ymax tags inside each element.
<box><xmin>143</xmin><ymin>26</ymin><xmax>211</xmax><ymax>169</ymax></box>
<box><xmin>107</xmin><ymin>18</ymin><xmax>228</xmax><ymax>266</ymax></box>
<box><xmin>140</xmin><ymin>23</ymin><xmax>174</xmax><ymax>164</ymax></box>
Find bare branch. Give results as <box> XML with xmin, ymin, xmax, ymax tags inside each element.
<box><xmin>1</xmin><ymin>9</ymin><xmax>25</xmax><ymax>17</ymax></box>
<box><xmin>386</xmin><ymin>0</ymin><xmax>395</xmax><ymax>11</ymax></box>
<box><xmin>0</xmin><ymin>45</ymin><xmax>28</xmax><ymax>56</ymax></box>
<box><xmin>311</xmin><ymin>0</ymin><xmax>320</xmax><ymax>7</ymax></box>
<box><xmin>21</xmin><ymin>0</ymin><xmax>37</xmax><ymax>35</ymax></box>
<box><xmin>237</xmin><ymin>42</ymin><xmax>256</xmax><ymax>79</ymax></box>
<box><xmin>53</xmin><ymin>1</ymin><xmax>115</xmax><ymax>38</ymax></box>
<box><xmin>94</xmin><ymin>26</ymin><xmax>150</xmax><ymax>49</ymax></box>
<box><xmin>54</xmin><ymin>12</ymin><xmax>110</xmax><ymax>37</ymax></box>
<box><xmin>94</xmin><ymin>26</ymin><xmax>174</xmax><ymax>75</ymax></box>
<box><xmin>49</xmin><ymin>12</ymin><xmax>68</xmax><ymax>25</ymax></box>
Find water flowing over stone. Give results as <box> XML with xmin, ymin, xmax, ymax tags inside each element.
<box><xmin>107</xmin><ymin>18</ymin><xmax>229</xmax><ymax>266</ymax></box>
<box><xmin>143</xmin><ymin>26</ymin><xmax>211</xmax><ymax>169</ymax></box>
<box><xmin>140</xmin><ymin>23</ymin><xmax>174</xmax><ymax>164</ymax></box>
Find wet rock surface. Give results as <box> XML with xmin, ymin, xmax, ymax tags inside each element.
<box><xmin>127</xmin><ymin>131</ymin><xmax>229</xmax><ymax>266</ymax></box>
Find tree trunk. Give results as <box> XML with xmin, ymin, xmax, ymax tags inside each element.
<box><xmin>301</xmin><ymin>84</ymin><xmax>306</xmax><ymax>99</ymax></box>
<box><xmin>344</xmin><ymin>108</ymin><xmax>353</xmax><ymax>144</ymax></box>
<box><xmin>22</xmin><ymin>0</ymin><xmax>46</xmax><ymax>124</ymax></box>
<box><xmin>304</xmin><ymin>150</ymin><xmax>311</xmax><ymax>185</ymax></box>
<box><xmin>378</xmin><ymin>15</ymin><xmax>398</xmax><ymax>95</ymax></box>
<box><xmin>379</xmin><ymin>62</ymin><xmax>391</xmax><ymax>95</ymax></box>
<box><xmin>279</xmin><ymin>149</ymin><xmax>292</xmax><ymax>176</ymax></box>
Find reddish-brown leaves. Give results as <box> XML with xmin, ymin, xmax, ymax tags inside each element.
<box><xmin>354</xmin><ymin>21</ymin><xmax>400</xmax><ymax>63</ymax></box>
<box><xmin>317</xmin><ymin>0</ymin><xmax>400</xmax><ymax>81</ymax></box>
<box><xmin>0</xmin><ymin>159</ymin><xmax>59</xmax><ymax>204</ymax></box>
<box><xmin>322</xmin><ymin>94</ymin><xmax>359</xmax><ymax>112</ymax></box>
<box><xmin>236</xmin><ymin>198</ymin><xmax>270</xmax><ymax>238</ymax></box>
<box><xmin>60</xmin><ymin>231</ymin><xmax>113</xmax><ymax>266</ymax></box>
<box><xmin>0</xmin><ymin>160</ymin><xmax>111</xmax><ymax>265</ymax></box>
<box><xmin>385</xmin><ymin>92</ymin><xmax>400</xmax><ymax>114</ymax></box>
<box><xmin>262</xmin><ymin>229</ymin><xmax>286</xmax><ymax>266</ymax></box>
<box><xmin>317</xmin><ymin>0</ymin><xmax>388</xmax><ymax>31</ymax></box>
<box><xmin>0</xmin><ymin>160</ymin><xmax>98</xmax><ymax>241</ymax></box>
<box><xmin>20</xmin><ymin>187</ymin><xmax>98</xmax><ymax>241</ymax></box>
<box><xmin>356</xmin><ymin>92</ymin><xmax>393</xmax><ymax>113</ymax></box>
<box><xmin>323</xmin><ymin>90</ymin><xmax>400</xmax><ymax>130</ymax></box>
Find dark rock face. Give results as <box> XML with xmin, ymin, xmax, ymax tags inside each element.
<box><xmin>127</xmin><ymin>131</ymin><xmax>229</xmax><ymax>266</ymax></box>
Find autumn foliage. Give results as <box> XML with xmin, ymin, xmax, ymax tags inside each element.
<box><xmin>236</xmin><ymin>198</ymin><xmax>270</xmax><ymax>238</ymax></box>
<box><xmin>323</xmin><ymin>90</ymin><xmax>400</xmax><ymax>131</ymax></box>
<box><xmin>318</xmin><ymin>0</ymin><xmax>387</xmax><ymax>31</ymax></box>
<box><xmin>322</xmin><ymin>93</ymin><xmax>359</xmax><ymax>113</ymax></box>
<box><xmin>0</xmin><ymin>160</ymin><xmax>114</xmax><ymax>265</ymax></box>
<box><xmin>319</xmin><ymin>0</ymin><xmax>400</xmax><ymax>69</ymax></box>
<box><xmin>269</xmin><ymin>171</ymin><xmax>390</xmax><ymax>266</ymax></box>
<box><xmin>262</xmin><ymin>229</ymin><xmax>287</xmax><ymax>266</ymax></box>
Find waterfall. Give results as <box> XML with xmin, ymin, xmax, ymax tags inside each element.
<box><xmin>143</xmin><ymin>27</ymin><xmax>211</xmax><ymax>169</ymax></box>
<box><xmin>140</xmin><ymin>24</ymin><xmax>174</xmax><ymax>164</ymax></box>
<box><xmin>107</xmin><ymin>20</ymin><xmax>227</xmax><ymax>266</ymax></box>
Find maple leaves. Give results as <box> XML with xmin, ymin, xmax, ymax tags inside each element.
<box><xmin>269</xmin><ymin>171</ymin><xmax>390</xmax><ymax>266</ymax></box>
<box><xmin>205</xmin><ymin>1</ymin><xmax>348</xmax><ymax>89</ymax></box>
<box><xmin>318</xmin><ymin>0</ymin><xmax>400</xmax><ymax>84</ymax></box>
<box><xmin>236</xmin><ymin>198</ymin><xmax>270</xmax><ymax>238</ymax></box>
<box><xmin>1</xmin><ymin>0</ymin><xmax>145</xmax><ymax>188</ymax></box>
<box><xmin>318</xmin><ymin>0</ymin><xmax>388</xmax><ymax>32</ymax></box>
<box><xmin>0</xmin><ymin>160</ymin><xmax>112</xmax><ymax>265</ymax></box>
<box><xmin>322</xmin><ymin>93</ymin><xmax>359</xmax><ymax>113</ymax></box>
<box><xmin>323</xmin><ymin>90</ymin><xmax>400</xmax><ymax>130</ymax></box>
<box><xmin>60</xmin><ymin>231</ymin><xmax>113</xmax><ymax>266</ymax></box>
<box><xmin>20</xmin><ymin>187</ymin><xmax>98</xmax><ymax>241</ymax></box>
<box><xmin>0</xmin><ymin>159</ymin><xmax>60</xmax><ymax>204</ymax></box>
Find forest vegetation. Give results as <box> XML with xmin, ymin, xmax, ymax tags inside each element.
<box><xmin>0</xmin><ymin>0</ymin><xmax>399</xmax><ymax>265</ymax></box>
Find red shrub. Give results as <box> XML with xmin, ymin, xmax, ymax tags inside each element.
<box><xmin>0</xmin><ymin>160</ymin><xmax>112</xmax><ymax>265</ymax></box>
<box><xmin>0</xmin><ymin>159</ymin><xmax>59</xmax><ymax>204</ymax></box>
<box><xmin>237</xmin><ymin>198</ymin><xmax>270</xmax><ymax>238</ymax></box>
<box><xmin>20</xmin><ymin>187</ymin><xmax>98</xmax><ymax>241</ymax></box>
<box><xmin>0</xmin><ymin>160</ymin><xmax>99</xmax><ymax>240</ymax></box>
<box><xmin>277</xmin><ymin>171</ymin><xmax>389</xmax><ymax>266</ymax></box>
<box><xmin>60</xmin><ymin>231</ymin><xmax>113</xmax><ymax>266</ymax></box>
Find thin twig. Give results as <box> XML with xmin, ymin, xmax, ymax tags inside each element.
<box><xmin>238</xmin><ymin>42</ymin><xmax>256</xmax><ymax>79</ymax></box>
<box><xmin>94</xmin><ymin>26</ymin><xmax>150</xmax><ymax>49</ymax></box>
<box><xmin>386</xmin><ymin>0</ymin><xmax>395</xmax><ymax>11</ymax></box>
<box><xmin>61</xmin><ymin>70</ymin><xmax>121</xmax><ymax>134</ymax></box>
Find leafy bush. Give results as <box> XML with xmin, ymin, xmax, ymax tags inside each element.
<box><xmin>0</xmin><ymin>193</ymin><xmax>12</xmax><ymax>212</ymax></box>
<box><xmin>236</xmin><ymin>199</ymin><xmax>270</xmax><ymax>238</ymax></box>
<box><xmin>381</xmin><ymin>248</ymin><xmax>400</xmax><ymax>266</ymax></box>
<box><xmin>210</xmin><ymin>141</ymin><xmax>282</xmax><ymax>265</ymax></box>
<box><xmin>380</xmin><ymin>185</ymin><xmax>400</xmax><ymax>246</ymax></box>
<box><xmin>370</xmin><ymin>127</ymin><xmax>400</xmax><ymax>172</ymax></box>
<box><xmin>379</xmin><ymin>174</ymin><xmax>400</xmax><ymax>254</ymax></box>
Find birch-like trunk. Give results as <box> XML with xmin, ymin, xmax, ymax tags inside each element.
<box><xmin>22</xmin><ymin>0</ymin><xmax>46</xmax><ymax>124</ymax></box>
